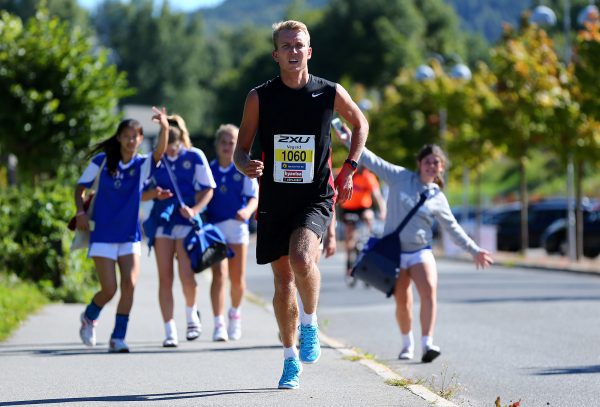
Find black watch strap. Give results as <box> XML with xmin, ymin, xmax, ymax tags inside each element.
<box><xmin>344</xmin><ymin>158</ymin><xmax>359</xmax><ymax>170</ymax></box>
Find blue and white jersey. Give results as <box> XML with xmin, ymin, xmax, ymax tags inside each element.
<box><xmin>145</xmin><ymin>147</ymin><xmax>216</xmax><ymax>226</ymax></box>
<box><xmin>78</xmin><ymin>152</ymin><xmax>155</xmax><ymax>244</ymax></box>
<box><xmin>206</xmin><ymin>161</ymin><xmax>259</xmax><ymax>224</ymax></box>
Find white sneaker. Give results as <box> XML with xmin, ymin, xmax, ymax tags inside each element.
<box><xmin>186</xmin><ymin>311</ymin><xmax>202</xmax><ymax>341</ymax></box>
<box><xmin>79</xmin><ymin>312</ymin><xmax>97</xmax><ymax>347</ymax></box>
<box><xmin>228</xmin><ymin>311</ymin><xmax>242</xmax><ymax>340</ymax></box>
<box><xmin>109</xmin><ymin>338</ymin><xmax>129</xmax><ymax>353</ymax></box>
<box><xmin>213</xmin><ymin>324</ymin><xmax>228</xmax><ymax>342</ymax></box>
<box><xmin>398</xmin><ymin>346</ymin><xmax>414</xmax><ymax>360</ymax></box>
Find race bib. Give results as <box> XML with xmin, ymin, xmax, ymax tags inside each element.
<box><xmin>273</xmin><ymin>134</ymin><xmax>315</xmax><ymax>183</ymax></box>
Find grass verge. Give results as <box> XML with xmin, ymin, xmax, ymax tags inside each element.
<box><xmin>0</xmin><ymin>273</ymin><xmax>49</xmax><ymax>341</ymax></box>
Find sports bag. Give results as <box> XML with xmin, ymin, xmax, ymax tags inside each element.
<box><xmin>351</xmin><ymin>189</ymin><xmax>432</xmax><ymax>297</ymax></box>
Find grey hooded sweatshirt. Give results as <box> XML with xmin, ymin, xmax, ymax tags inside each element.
<box><xmin>358</xmin><ymin>147</ymin><xmax>481</xmax><ymax>256</ymax></box>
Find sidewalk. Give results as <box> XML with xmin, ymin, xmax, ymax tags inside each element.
<box><xmin>439</xmin><ymin>247</ymin><xmax>600</xmax><ymax>276</ymax></box>
<box><xmin>0</xmin><ymin>252</ymin><xmax>438</xmax><ymax>407</ymax></box>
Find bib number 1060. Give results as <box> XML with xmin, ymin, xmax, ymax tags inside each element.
<box><xmin>277</xmin><ymin>150</ymin><xmax>310</xmax><ymax>162</ymax></box>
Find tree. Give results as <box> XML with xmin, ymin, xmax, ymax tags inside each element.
<box><xmin>309</xmin><ymin>0</ymin><xmax>425</xmax><ymax>88</ymax></box>
<box><xmin>0</xmin><ymin>0</ymin><xmax>90</xmax><ymax>28</ymax></box>
<box><xmin>569</xmin><ymin>18</ymin><xmax>600</xmax><ymax>258</ymax></box>
<box><xmin>208</xmin><ymin>24</ymin><xmax>275</xmax><ymax>133</ymax></box>
<box><xmin>93</xmin><ymin>0</ymin><xmax>213</xmax><ymax>134</ymax></box>
<box><xmin>0</xmin><ymin>9</ymin><xmax>130</xmax><ymax>182</ymax></box>
<box><xmin>487</xmin><ymin>18</ymin><xmax>566</xmax><ymax>252</ymax></box>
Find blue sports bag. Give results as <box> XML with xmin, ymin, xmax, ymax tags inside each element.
<box><xmin>351</xmin><ymin>189</ymin><xmax>432</xmax><ymax>297</ymax></box>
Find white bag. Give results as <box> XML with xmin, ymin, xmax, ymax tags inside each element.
<box><xmin>70</xmin><ymin>229</ymin><xmax>90</xmax><ymax>251</ymax></box>
<box><xmin>71</xmin><ymin>159</ymin><xmax>105</xmax><ymax>252</ymax></box>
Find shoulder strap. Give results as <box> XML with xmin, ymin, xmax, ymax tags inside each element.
<box><xmin>162</xmin><ymin>157</ymin><xmax>201</xmax><ymax>228</ymax></box>
<box><xmin>87</xmin><ymin>158</ymin><xmax>106</xmax><ymax>216</ymax></box>
<box><xmin>162</xmin><ymin>157</ymin><xmax>185</xmax><ymax>208</ymax></box>
<box><xmin>392</xmin><ymin>189</ymin><xmax>432</xmax><ymax>236</ymax></box>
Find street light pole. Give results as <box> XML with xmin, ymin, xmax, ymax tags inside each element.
<box><xmin>562</xmin><ymin>0</ymin><xmax>578</xmax><ymax>261</ymax></box>
<box><xmin>416</xmin><ymin>61</ymin><xmax>472</xmax><ymax>246</ymax></box>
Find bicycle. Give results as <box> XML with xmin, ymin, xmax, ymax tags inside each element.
<box><xmin>342</xmin><ymin>211</ymin><xmax>372</xmax><ymax>288</ymax></box>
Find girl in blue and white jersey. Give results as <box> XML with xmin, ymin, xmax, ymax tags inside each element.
<box><xmin>206</xmin><ymin>124</ymin><xmax>258</xmax><ymax>342</ymax></box>
<box><xmin>75</xmin><ymin>106</ymin><xmax>169</xmax><ymax>353</ymax></box>
<box><xmin>142</xmin><ymin>114</ymin><xmax>216</xmax><ymax>347</ymax></box>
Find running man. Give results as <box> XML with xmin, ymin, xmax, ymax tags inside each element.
<box><xmin>234</xmin><ymin>20</ymin><xmax>368</xmax><ymax>389</ymax></box>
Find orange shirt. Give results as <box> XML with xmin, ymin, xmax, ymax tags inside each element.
<box><xmin>340</xmin><ymin>168</ymin><xmax>380</xmax><ymax>211</ymax></box>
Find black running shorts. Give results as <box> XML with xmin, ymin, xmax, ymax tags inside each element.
<box><xmin>256</xmin><ymin>201</ymin><xmax>333</xmax><ymax>265</ymax></box>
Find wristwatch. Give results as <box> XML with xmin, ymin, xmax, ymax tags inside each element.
<box><xmin>344</xmin><ymin>158</ymin><xmax>359</xmax><ymax>171</ymax></box>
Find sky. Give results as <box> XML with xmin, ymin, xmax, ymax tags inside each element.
<box><xmin>78</xmin><ymin>0</ymin><xmax>225</xmax><ymax>12</ymax></box>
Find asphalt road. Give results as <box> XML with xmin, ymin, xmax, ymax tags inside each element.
<box><xmin>246</xmin><ymin>246</ymin><xmax>600</xmax><ymax>406</ymax></box>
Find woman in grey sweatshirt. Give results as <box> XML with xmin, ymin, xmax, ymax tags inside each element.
<box><xmin>334</xmin><ymin>125</ymin><xmax>493</xmax><ymax>363</ymax></box>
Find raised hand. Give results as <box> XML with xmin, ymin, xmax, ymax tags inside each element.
<box><xmin>151</xmin><ymin>106</ymin><xmax>169</xmax><ymax>130</ymax></box>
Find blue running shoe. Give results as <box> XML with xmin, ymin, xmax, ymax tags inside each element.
<box><xmin>299</xmin><ymin>323</ymin><xmax>321</xmax><ymax>364</ymax></box>
<box><xmin>278</xmin><ymin>357</ymin><xmax>302</xmax><ymax>389</ymax></box>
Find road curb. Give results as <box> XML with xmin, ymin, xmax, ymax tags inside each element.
<box><xmin>245</xmin><ymin>291</ymin><xmax>458</xmax><ymax>407</ymax></box>
<box><xmin>319</xmin><ymin>331</ymin><xmax>458</xmax><ymax>407</ymax></box>
<box><xmin>438</xmin><ymin>253</ymin><xmax>600</xmax><ymax>277</ymax></box>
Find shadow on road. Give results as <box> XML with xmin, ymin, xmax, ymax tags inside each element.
<box><xmin>0</xmin><ymin>343</ymin><xmax>285</xmax><ymax>357</ymax></box>
<box><xmin>532</xmin><ymin>365</ymin><xmax>600</xmax><ymax>376</ymax></box>
<box><xmin>457</xmin><ymin>295</ymin><xmax>600</xmax><ymax>304</ymax></box>
<box><xmin>0</xmin><ymin>388</ymin><xmax>278</xmax><ymax>406</ymax></box>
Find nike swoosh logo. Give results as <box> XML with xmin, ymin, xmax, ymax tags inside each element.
<box><xmin>312</xmin><ymin>92</ymin><xmax>324</xmax><ymax>97</ymax></box>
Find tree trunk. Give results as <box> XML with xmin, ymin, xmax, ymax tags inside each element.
<box><xmin>575</xmin><ymin>159</ymin><xmax>584</xmax><ymax>260</ymax></box>
<box><xmin>519</xmin><ymin>156</ymin><xmax>529</xmax><ymax>253</ymax></box>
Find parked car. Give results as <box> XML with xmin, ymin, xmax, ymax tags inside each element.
<box><xmin>541</xmin><ymin>208</ymin><xmax>600</xmax><ymax>258</ymax></box>
<box><xmin>486</xmin><ymin>198</ymin><xmax>597</xmax><ymax>252</ymax></box>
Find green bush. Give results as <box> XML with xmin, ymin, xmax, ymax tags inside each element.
<box><xmin>0</xmin><ymin>273</ymin><xmax>48</xmax><ymax>341</ymax></box>
<box><xmin>0</xmin><ymin>181</ymin><xmax>96</xmax><ymax>303</ymax></box>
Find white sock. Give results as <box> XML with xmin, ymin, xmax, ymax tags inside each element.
<box><xmin>300</xmin><ymin>311</ymin><xmax>317</xmax><ymax>326</ymax></box>
<box><xmin>228</xmin><ymin>307</ymin><xmax>240</xmax><ymax>318</ymax></box>
<box><xmin>186</xmin><ymin>305</ymin><xmax>199</xmax><ymax>324</ymax></box>
<box><xmin>297</xmin><ymin>295</ymin><xmax>306</xmax><ymax>320</ymax></box>
<box><xmin>402</xmin><ymin>331</ymin><xmax>414</xmax><ymax>349</ymax></box>
<box><xmin>214</xmin><ymin>315</ymin><xmax>225</xmax><ymax>326</ymax></box>
<box><xmin>165</xmin><ymin>319</ymin><xmax>177</xmax><ymax>340</ymax></box>
<box><xmin>422</xmin><ymin>335</ymin><xmax>433</xmax><ymax>349</ymax></box>
<box><xmin>283</xmin><ymin>346</ymin><xmax>299</xmax><ymax>360</ymax></box>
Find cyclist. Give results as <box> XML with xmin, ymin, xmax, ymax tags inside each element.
<box><xmin>339</xmin><ymin>165</ymin><xmax>386</xmax><ymax>280</ymax></box>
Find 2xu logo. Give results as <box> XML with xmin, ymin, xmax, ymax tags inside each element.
<box><xmin>277</xmin><ymin>136</ymin><xmax>310</xmax><ymax>144</ymax></box>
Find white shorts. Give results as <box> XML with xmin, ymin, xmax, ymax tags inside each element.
<box><xmin>400</xmin><ymin>247</ymin><xmax>435</xmax><ymax>270</ymax></box>
<box><xmin>88</xmin><ymin>242</ymin><xmax>142</xmax><ymax>261</ymax></box>
<box><xmin>214</xmin><ymin>219</ymin><xmax>249</xmax><ymax>245</ymax></box>
<box><xmin>155</xmin><ymin>225</ymin><xmax>193</xmax><ymax>240</ymax></box>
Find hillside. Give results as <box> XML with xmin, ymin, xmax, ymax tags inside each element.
<box><xmin>196</xmin><ymin>0</ymin><xmax>533</xmax><ymax>42</ymax></box>
<box><xmin>196</xmin><ymin>0</ymin><xmax>329</xmax><ymax>33</ymax></box>
<box><xmin>446</xmin><ymin>0</ymin><xmax>534</xmax><ymax>41</ymax></box>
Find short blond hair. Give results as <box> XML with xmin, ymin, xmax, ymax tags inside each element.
<box><xmin>215</xmin><ymin>123</ymin><xmax>239</xmax><ymax>145</ymax></box>
<box><xmin>272</xmin><ymin>20</ymin><xmax>310</xmax><ymax>50</ymax></box>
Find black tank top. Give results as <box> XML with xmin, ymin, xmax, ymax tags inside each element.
<box><xmin>255</xmin><ymin>75</ymin><xmax>336</xmax><ymax>213</ymax></box>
